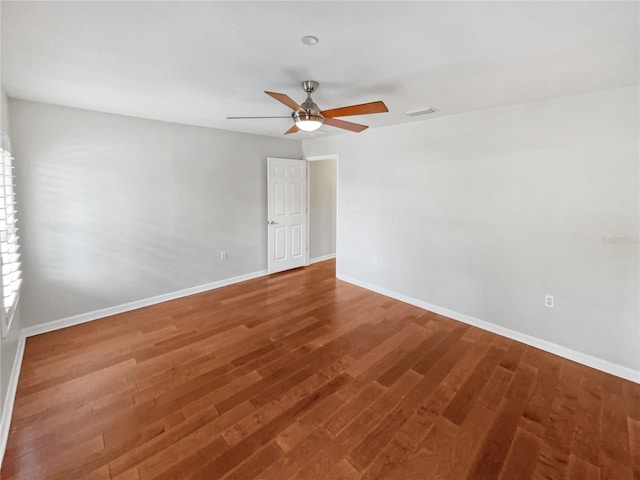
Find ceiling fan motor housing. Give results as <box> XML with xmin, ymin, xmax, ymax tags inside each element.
<box><xmin>294</xmin><ymin>97</ymin><xmax>324</xmax><ymax>121</ymax></box>
<box><xmin>294</xmin><ymin>81</ymin><xmax>324</xmax><ymax>125</ymax></box>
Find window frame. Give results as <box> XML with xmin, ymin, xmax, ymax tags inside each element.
<box><xmin>0</xmin><ymin>133</ymin><xmax>21</xmax><ymax>339</ymax></box>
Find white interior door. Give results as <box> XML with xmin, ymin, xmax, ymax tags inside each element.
<box><xmin>267</xmin><ymin>157</ymin><xmax>307</xmax><ymax>274</ymax></box>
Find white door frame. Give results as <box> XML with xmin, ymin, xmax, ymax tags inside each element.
<box><xmin>304</xmin><ymin>154</ymin><xmax>339</xmax><ymax>271</ymax></box>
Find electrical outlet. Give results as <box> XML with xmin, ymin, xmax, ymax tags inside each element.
<box><xmin>372</xmin><ymin>255</ymin><xmax>378</xmax><ymax>265</ymax></box>
<box><xmin>220</xmin><ymin>251</ymin><xmax>227</xmax><ymax>261</ymax></box>
<box><xmin>545</xmin><ymin>294</ymin><xmax>554</xmax><ymax>308</ymax></box>
<box><xmin>395</xmin><ymin>260</ymin><xmax>401</xmax><ymax>269</ymax></box>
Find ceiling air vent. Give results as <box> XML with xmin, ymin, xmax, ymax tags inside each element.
<box><xmin>403</xmin><ymin>107</ymin><xmax>437</xmax><ymax>117</ymax></box>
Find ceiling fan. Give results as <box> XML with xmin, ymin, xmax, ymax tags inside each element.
<box><xmin>227</xmin><ymin>80</ymin><xmax>388</xmax><ymax>134</ymax></box>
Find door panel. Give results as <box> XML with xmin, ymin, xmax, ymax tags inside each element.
<box><xmin>268</xmin><ymin>157</ymin><xmax>307</xmax><ymax>273</ymax></box>
<box><xmin>274</xmin><ymin>182</ymin><xmax>286</xmax><ymax>215</ymax></box>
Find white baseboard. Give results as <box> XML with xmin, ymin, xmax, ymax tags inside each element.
<box><xmin>337</xmin><ymin>273</ymin><xmax>640</xmax><ymax>384</ymax></box>
<box><xmin>309</xmin><ymin>253</ymin><xmax>336</xmax><ymax>265</ymax></box>
<box><xmin>22</xmin><ymin>269</ymin><xmax>268</xmax><ymax>338</ymax></box>
<box><xmin>0</xmin><ymin>334</ymin><xmax>25</xmax><ymax>467</ymax></box>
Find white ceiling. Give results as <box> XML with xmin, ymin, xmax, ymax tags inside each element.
<box><xmin>2</xmin><ymin>1</ymin><xmax>638</xmax><ymax>139</ymax></box>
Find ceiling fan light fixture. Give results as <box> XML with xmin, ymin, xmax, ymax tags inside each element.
<box><xmin>297</xmin><ymin>120</ymin><xmax>323</xmax><ymax>132</ymax></box>
<box><xmin>292</xmin><ymin>110</ymin><xmax>324</xmax><ymax>132</ymax></box>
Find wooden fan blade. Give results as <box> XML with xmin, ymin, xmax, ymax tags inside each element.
<box><xmin>321</xmin><ymin>101</ymin><xmax>388</xmax><ymax>118</ymax></box>
<box><xmin>227</xmin><ymin>116</ymin><xmax>292</xmax><ymax>119</ymax></box>
<box><xmin>323</xmin><ymin>117</ymin><xmax>368</xmax><ymax>133</ymax></box>
<box><xmin>284</xmin><ymin>125</ymin><xmax>300</xmax><ymax>135</ymax></box>
<box><xmin>265</xmin><ymin>91</ymin><xmax>305</xmax><ymax>112</ymax></box>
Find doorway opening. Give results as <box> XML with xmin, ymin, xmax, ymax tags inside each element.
<box><xmin>306</xmin><ymin>154</ymin><xmax>338</xmax><ymax>270</ymax></box>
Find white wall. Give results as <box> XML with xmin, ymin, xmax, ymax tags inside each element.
<box><xmin>308</xmin><ymin>158</ymin><xmax>337</xmax><ymax>260</ymax></box>
<box><xmin>1</xmin><ymin>90</ymin><xmax>8</xmax><ymax>135</ymax></box>
<box><xmin>10</xmin><ymin>99</ymin><xmax>301</xmax><ymax>328</ymax></box>
<box><xmin>303</xmin><ymin>85</ymin><xmax>639</xmax><ymax>374</ymax></box>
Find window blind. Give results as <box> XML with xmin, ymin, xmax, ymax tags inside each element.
<box><xmin>0</xmin><ymin>133</ymin><xmax>21</xmax><ymax>338</ymax></box>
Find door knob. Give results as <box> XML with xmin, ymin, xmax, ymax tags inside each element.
<box><xmin>268</xmin><ymin>220</ymin><xmax>278</xmax><ymax>225</ymax></box>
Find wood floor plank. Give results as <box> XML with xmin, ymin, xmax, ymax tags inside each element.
<box><xmin>260</xmin><ymin>426</ymin><xmax>333</xmax><ymax>480</ymax></box>
<box><xmin>442</xmin><ymin>345</ymin><xmax>504</xmax><ymax>425</ymax></box>
<box><xmin>628</xmin><ymin>417</ymin><xmax>640</xmax><ymax>479</ymax></box>
<box><xmin>220</xmin><ymin>440</ymin><xmax>283</xmax><ymax>480</ymax></box>
<box><xmin>377</xmin><ymin>326</ymin><xmax>449</xmax><ymax>387</ymax></box>
<box><xmin>499</xmin><ymin>428</ymin><xmax>540</xmax><ymax>480</ymax></box>
<box><xmin>359</xmin><ymin>431</ymin><xmax>419</xmax><ymax>480</ymax></box>
<box><xmin>382</xmin><ymin>447</ymin><xmax>442</xmax><ymax>479</ymax></box>
<box><xmin>107</xmin><ymin>401</ymin><xmax>253</xmax><ymax>477</ymax></box>
<box><xmin>346</xmin><ymin>322</ymin><xmax>424</xmax><ymax>379</ymax></box>
<box><xmin>599</xmin><ymin>452</ymin><xmax>634</xmax><ymax>480</ymax></box>
<box><xmin>325</xmin><ymin>381</ymin><xmax>386</xmax><ymax>436</ymax></box>
<box><xmin>411</xmin><ymin>323</ymin><xmax>470</xmax><ymax>375</ymax></box>
<box><xmin>532</xmin><ymin>362</ymin><xmax>582</xmax><ymax>480</ymax></box>
<box><xmin>600</xmin><ymin>388</ymin><xmax>633</xmax><ymax>467</ymax></box>
<box><xmin>2</xmin><ymin>259</ymin><xmax>637</xmax><ymax>480</ymax></box>
<box><xmin>520</xmin><ymin>351</ymin><xmax>561</xmax><ymax>438</ymax></box>
<box><xmin>111</xmin><ymin>466</ymin><xmax>141</xmax><ymax>480</ymax></box>
<box><xmin>570</xmin><ymin>369</ymin><xmax>603</xmax><ymax>466</ymax></box>
<box><xmin>191</xmin><ymin>374</ymin><xmax>350</xmax><ymax>479</ymax></box>
<box><xmin>478</xmin><ymin>366</ymin><xmax>513</xmax><ymax>411</ymax></box>
<box><xmin>499</xmin><ymin>342</ymin><xmax>526</xmax><ymax>372</ymax></box>
<box><xmin>348</xmin><ymin>336</ymin><xmax>473</xmax><ymax>472</ymax></box>
<box><xmin>400</xmin><ymin>384</ymin><xmax>453</xmax><ymax>443</ymax></box>
<box><xmin>221</xmin><ymin>359</ymin><xmax>349</xmax><ymax>447</ymax></box>
<box><xmin>290</xmin><ymin>408</ymin><xmax>382</xmax><ymax>479</ymax></box>
<box><xmin>348</xmin><ymin>404</ymin><xmax>417</xmax><ymax>472</ymax></box>
<box><xmin>567</xmin><ymin>454</ymin><xmax>601</xmax><ymax>480</ymax></box>
<box><xmin>430</xmin><ymin>402</ymin><xmax>496</xmax><ymax>479</ymax></box>
<box><xmin>466</xmin><ymin>363</ymin><xmax>536</xmax><ymax>479</ymax></box>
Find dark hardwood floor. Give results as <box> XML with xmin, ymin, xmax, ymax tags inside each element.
<box><xmin>2</xmin><ymin>259</ymin><xmax>638</xmax><ymax>479</ymax></box>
